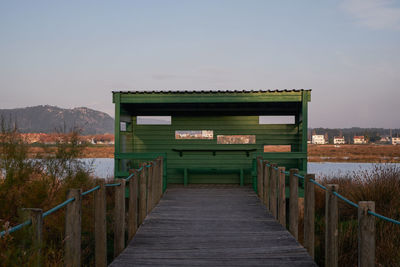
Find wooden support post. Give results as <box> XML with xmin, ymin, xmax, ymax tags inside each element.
<box><xmin>65</xmin><ymin>189</ymin><xmax>82</xmax><ymax>267</ymax></box>
<box><xmin>114</xmin><ymin>179</ymin><xmax>125</xmax><ymax>257</ymax></box>
<box><xmin>159</xmin><ymin>156</ymin><xmax>164</xmax><ymax>197</ymax></box>
<box><xmin>289</xmin><ymin>169</ymin><xmax>299</xmax><ymax>240</ymax></box>
<box><xmin>95</xmin><ymin>180</ymin><xmax>107</xmax><ymax>267</ymax></box>
<box><xmin>139</xmin><ymin>163</ymin><xmax>147</xmax><ymax>225</ymax></box>
<box><xmin>270</xmin><ymin>164</ymin><xmax>278</xmax><ymax>219</ymax></box>
<box><xmin>325</xmin><ymin>184</ymin><xmax>339</xmax><ymax>267</ymax></box>
<box><xmin>240</xmin><ymin>168</ymin><xmax>244</xmax><ymax>186</ymax></box>
<box><xmin>263</xmin><ymin>161</ymin><xmax>269</xmax><ymax>209</ymax></box>
<box><xmin>257</xmin><ymin>156</ymin><xmax>263</xmax><ymax>199</ymax></box>
<box><xmin>278</xmin><ymin>167</ymin><xmax>286</xmax><ymax>227</ymax></box>
<box><xmin>152</xmin><ymin>161</ymin><xmax>158</xmax><ymax>208</ymax></box>
<box><xmin>128</xmin><ymin>173</ymin><xmax>138</xmax><ymax>240</ymax></box>
<box><xmin>358</xmin><ymin>201</ymin><xmax>375</xmax><ymax>267</ymax></box>
<box><xmin>24</xmin><ymin>208</ymin><xmax>43</xmax><ymax>267</ymax></box>
<box><xmin>304</xmin><ymin>174</ymin><xmax>315</xmax><ymax>259</ymax></box>
<box><xmin>147</xmin><ymin>164</ymin><xmax>153</xmax><ymax>214</ymax></box>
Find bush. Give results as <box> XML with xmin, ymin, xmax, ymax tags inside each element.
<box><xmin>0</xmin><ymin>122</ymin><xmax>101</xmax><ymax>266</ymax></box>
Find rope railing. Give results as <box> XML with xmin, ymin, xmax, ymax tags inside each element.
<box><xmin>256</xmin><ymin>158</ymin><xmax>400</xmax><ymax>265</ymax></box>
<box><xmin>0</xmin><ymin>158</ymin><xmax>160</xmax><ymax>237</ymax></box>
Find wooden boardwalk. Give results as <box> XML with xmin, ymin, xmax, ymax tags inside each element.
<box><xmin>110</xmin><ymin>185</ymin><xmax>317</xmax><ymax>267</ymax></box>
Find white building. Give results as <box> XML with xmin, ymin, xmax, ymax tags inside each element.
<box><xmin>392</xmin><ymin>137</ymin><xmax>400</xmax><ymax>145</ymax></box>
<box><xmin>333</xmin><ymin>136</ymin><xmax>345</xmax><ymax>145</ymax></box>
<box><xmin>353</xmin><ymin>136</ymin><xmax>367</xmax><ymax>144</ymax></box>
<box><xmin>312</xmin><ymin>135</ymin><xmax>326</xmax><ymax>144</ymax></box>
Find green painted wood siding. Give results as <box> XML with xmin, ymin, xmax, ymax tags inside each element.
<box><xmin>125</xmin><ymin>116</ymin><xmax>301</xmax><ymax>184</ymax></box>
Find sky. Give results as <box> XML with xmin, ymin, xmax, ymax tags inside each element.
<box><xmin>0</xmin><ymin>0</ymin><xmax>399</xmax><ymax>128</ymax></box>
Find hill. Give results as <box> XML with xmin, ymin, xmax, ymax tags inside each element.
<box><xmin>0</xmin><ymin>105</ymin><xmax>114</xmax><ymax>135</ymax></box>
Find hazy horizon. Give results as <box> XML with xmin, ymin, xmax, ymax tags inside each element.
<box><xmin>1</xmin><ymin>1</ymin><xmax>399</xmax><ymax>128</ymax></box>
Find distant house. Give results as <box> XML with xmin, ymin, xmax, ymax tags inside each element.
<box><xmin>333</xmin><ymin>136</ymin><xmax>345</xmax><ymax>145</ymax></box>
<box><xmin>353</xmin><ymin>136</ymin><xmax>367</xmax><ymax>144</ymax></box>
<box><xmin>379</xmin><ymin>136</ymin><xmax>391</xmax><ymax>143</ymax></box>
<box><xmin>392</xmin><ymin>137</ymin><xmax>400</xmax><ymax>145</ymax></box>
<box><xmin>312</xmin><ymin>135</ymin><xmax>326</xmax><ymax>144</ymax></box>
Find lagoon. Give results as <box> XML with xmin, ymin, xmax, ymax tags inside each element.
<box><xmin>86</xmin><ymin>158</ymin><xmax>400</xmax><ymax>179</ymax></box>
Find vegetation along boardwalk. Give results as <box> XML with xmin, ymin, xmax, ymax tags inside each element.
<box><xmin>110</xmin><ymin>185</ymin><xmax>317</xmax><ymax>266</ymax></box>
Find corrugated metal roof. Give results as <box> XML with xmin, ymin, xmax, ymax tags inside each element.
<box><xmin>112</xmin><ymin>89</ymin><xmax>311</xmax><ymax>94</ymax></box>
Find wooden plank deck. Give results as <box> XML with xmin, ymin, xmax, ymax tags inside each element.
<box><xmin>110</xmin><ymin>185</ymin><xmax>317</xmax><ymax>267</ymax></box>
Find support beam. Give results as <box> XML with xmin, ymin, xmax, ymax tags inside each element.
<box><xmin>358</xmin><ymin>201</ymin><xmax>375</xmax><ymax>267</ymax></box>
<box><xmin>278</xmin><ymin>167</ymin><xmax>286</xmax><ymax>226</ymax></box>
<box><xmin>325</xmin><ymin>184</ymin><xmax>339</xmax><ymax>267</ymax></box>
<box><xmin>65</xmin><ymin>189</ymin><xmax>82</xmax><ymax>267</ymax></box>
<box><xmin>114</xmin><ymin>179</ymin><xmax>126</xmax><ymax>257</ymax></box>
<box><xmin>95</xmin><ymin>180</ymin><xmax>107</xmax><ymax>267</ymax></box>
<box><xmin>289</xmin><ymin>169</ymin><xmax>299</xmax><ymax>240</ymax></box>
<box><xmin>304</xmin><ymin>174</ymin><xmax>315</xmax><ymax>259</ymax></box>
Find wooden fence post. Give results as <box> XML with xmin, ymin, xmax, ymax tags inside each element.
<box><xmin>95</xmin><ymin>180</ymin><xmax>107</xmax><ymax>267</ymax></box>
<box><xmin>257</xmin><ymin>156</ymin><xmax>263</xmax><ymax>200</ymax></box>
<box><xmin>325</xmin><ymin>184</ymin><xmax>339</xmax><ymax>267</ymax></box>
<box><xmin>278</xmin><ymin>167</ymin><xmax>286</xmax><ymax>226</ymax></box>
<box><xmin>139</xmin><ymin>163</ymin><xmax>147</xmax><ymax>225</ymax></box>
<box><xmin>65</xmin><ymin>189</ymin><xmax>82</xmax><ymax>267</ymax></box>
<box><xmin>128</xmin><ymin>173</ymin><xmax>138</xmax><ymax>240</ymax></box>
<box><xmin>147</xmin><ymin>163</ymin><xmax>153</xmax><ymax>214</ymax></box>
<box><xmin>270</xmin><ymin>164</ymin><xmax>278</xmax><ymax>219</ymax></box>
<box><xmin>263</xmin><ymin>160</ymin><xmax>270</xmax><ymax>209</ymax></box>
<box><xmin>358</xmin><ymin>201</ymin><xmax>375</xmax><ymax>267</ymax></box>
<box><xmin>114</xmin><ymin>179</ymin><xmax>125</xmax><ymax>257</ymax></box>
<box><xmin>159</xmin><ymin>157</ymin><xmax>164</xmax><ymax>199</ymax></box>
<box><xmin>289</xmin><ymin>169</ymin><xmax>299</xmax><ymax>240</ymax></box>
<box><xmin>152</xmin><ymin>161</ymin><xmax>158</xmax><ymax>208</ymax></box>
<box><xmin>24</xmin><ymin>208</ymin><xmax>43</xmax><ymax>267</ymax></box>
<box><xmin>304</xmin><ymin>174</ymin><xmax>315</xmax><ymax>259</ymax></box>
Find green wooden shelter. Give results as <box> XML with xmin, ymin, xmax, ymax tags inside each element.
<box><xmin>113</xmin><ymin>90</ymin><xmax>311</xmax><ymax>188</ymax></box>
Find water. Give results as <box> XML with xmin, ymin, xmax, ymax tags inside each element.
<box><xmin>86</xmin><ymin>158</ymin><xmax>400</xmax><ymax>179</ymax></box>
<box><xmin>309</xmin><ymin>162</ymin><xmax>400</xmax><ymax>178</ymax></box>
<box><xmin>82</xmin><ymin>158</ymin><xmax>114</xmax><ymax>178</ymax></box>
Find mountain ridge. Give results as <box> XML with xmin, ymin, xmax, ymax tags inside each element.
<box><xmin>0</xmin><ymin>105</ymin><xmax>114</xmax><ymax>135</ymax></box>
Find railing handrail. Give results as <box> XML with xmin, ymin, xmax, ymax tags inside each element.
<box><xmin>264</xmin><ymin>161</ymin><xmax>400</xmax><ymax>225</ymax></box>
<box><xmin>0</xmin><ymin>159</ymin><xmax>159</xmax><ymax>238</ymax></box>
<box><xmin>259</xmin><ymin>159</ymin><xmax>399</xmax><ymax>265</ymax></box>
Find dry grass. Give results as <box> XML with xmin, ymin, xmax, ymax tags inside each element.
<box><xmin>308</xmin><ymin>144</ymin><xmax>400</xmax><ymax>163</ymax></box>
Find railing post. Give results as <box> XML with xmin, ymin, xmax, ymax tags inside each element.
<box><xmin>159</xmin><ymin>156</ymin><xmax>164</xmax><ymax>199</ymax></box>
<box><xmin>289</xmin><ymin>169</ymin><xmax>299</xmax><ymax>240</ymax></box>
<box><xmin>156</xmin><ymin>157</ymin><xmax>161</xmax><ymax>203</ymax></box>
<box><xmin>128</xmin><ymin>173</ymin><xmax>138</xmax><ymax>240</ymax></box>
<box><xmin>24</xmin><ymin>208</ymin><xmax>43</xmax><ymax>267</ymax></box>
<box><xmin>114</xmin><ymin>179</ymin><xmax>126</xmax><ymax>257</ymax></box>
<box><xmin>257</xmin><ymin>156</ymin><xmax>263</xmax><ymax>200</ymax></box>
<box><xmin>65</xmin><ymin>189</ymin><xmax>82</xmax><ymax>267</ymax></box>
<box><xmin>270</xmin><ymin>164</ymin><xmax>278</xmax><ymax>219</ymax></box>
<box><xmin>263</xmin><ymin>160</ymin><xmax>270</xmax><ymax>209</ymax></box>
<box><xmin>95</xmin><ymin>180</ymin><xmax>107</xmax><ymax>267</ymax></box>
<box><xmin>147</xmin><ymin>163</ymin><xmax>153</xmax><ymax>214</ymax></box>
<box><xmin>152</xmin><ymin>161</ymin><xmax>158</xmax><ymax>208</ymax></box>
<box><xmin>358</xmin><ymin>201</ymin><xmax>375</xmax><ymax>267</ymax></box>
<box><xmin>139</xmin><ymin>163</ymin><xmax>147</xmax><ymax>225</ymax></box>
<box><xmin>326</xmin><ymin>184</ymin><xmax>339</xmax><ymax>267</ymax></box>
<box><xmin>278</xmin><ymin>167</ymin><xmax>286</xmax><ymax>226</ymax></box>
<box><xmin>304</xmin><ymin>174</ymin><xmax>315</xmax><ymax>259</ymax></box>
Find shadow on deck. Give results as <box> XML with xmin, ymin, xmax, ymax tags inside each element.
<box><xmin>110</xmin><ymin>185</ymin><xmax>317</xmax><ymax>266</ymax></box>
